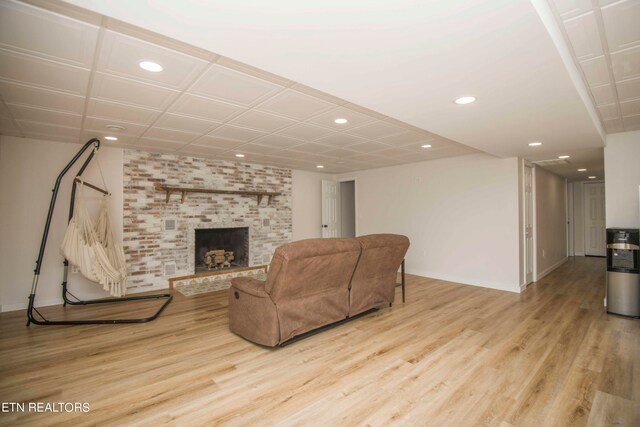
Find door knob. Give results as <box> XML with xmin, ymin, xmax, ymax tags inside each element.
<box><xmin>322</xmin><ymin>224</ymin><xmax>328</xmax><ymax>228</ymax></box>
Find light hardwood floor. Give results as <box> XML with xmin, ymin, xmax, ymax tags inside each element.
<box><xmin>1</xmin><ymin>256</ymin><xmax>639</xmax><ymax>426</ymax></box>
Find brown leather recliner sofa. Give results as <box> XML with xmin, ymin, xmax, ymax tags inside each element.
<box><xmin>228</xmin><ymin>234</ymin><xmax>409</xmax><ymax>346</ymax></box>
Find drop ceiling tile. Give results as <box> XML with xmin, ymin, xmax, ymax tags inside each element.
<box><xmin>0</xmin><ymin>49</ymin><xmax>90</xmax><ymax>95</ymax></box>
<box><xmin>321</xmin><ymin>148</ymin><xmax>362</xmax><ymax>158</ymax></box>
<box><xmin>274</xmin><ymin>150</ymin><xmax>315</xmax><ymax>161</ymax></box>
<box><xmin>143</xmin><ymin>127</ymin><xmax>201</xmax><ymax>144</ymax></box>
<box><xmin>18</xmin><ymin>121</ymin><xmax>80</xmax><ymax>140</ymax></box>
<box><xmin>346</xmin><ymin>141</ymin><xmax>392</xmax><ymax>153</ymax></box>
<box><xmin>0</xmin><ymin>81</ymin><xmax>85</xmax><ymax>115</ymax></box>
<box><xmin>346</xmin><ymin>120</ymin><xmax>406</xmax><ymax>139</ymax></box>
<box><xmin>616</xmin><ymin>77</ymin><xmax>640</xmax><ymax>101</ymax></box>
<box><xmin>87</xmin><ymin>99</ymin><xmax>162</xmax><ymax>125</ymax></box>
<box><xmin>306</xmin><ymin>106</ymin><xmax>377</xmax><ymax>130</ymax></box>
<box><xmin>288</xmin><ymin>143</ymin><xmax>332</xmax><ymax>154</ymax></box>
<box><xmin>580</xmin><ymin>56</ymin><xmax>611</xmax><ymax>87</ymax></box>
<box><xmin>80</xmin><ymin>130</ymin><xmax>138</xmax><ymax>147</ymax></box>
<box><xmin>0</xmin><ymin>101</ymin><xmax>13</xmax><ymax>119</ymax></box>
<box><xmin>620</xmin><ymin>98</ymin><xmax>640</xmax><ymax>116</ymax></box>
<box><xmin>255</xmin><ymin>89</ymin><xmax>335</xmax><ymax>120</ymax></box>
<box><xmin>228</xmin><ymin>110</ymin><xmax>295</xmax><ymax>133</ymax></box>
<box><xmin>92</xmin><ymin>72</ymin><xmax>180</xmax><ymax>110</ymax></box>
<box><xmin>0</xmin><ymin>102</ymin><xmax>21</xmax><ymax>135</ymax></box>
<box><xmin>137</xmin><ymin>139</ymin><xmax>188</xmax><ymax>151</ymax></box>
<box><xmin>177</xmin><ymin>145</ymin><xmax>227</xmax><ymax>157</ymax></box>
<box><xmin>347</xmin><ymin>153</ymin><xmax>384</xmax><ymax>162</ymax></box>
<box><xmin>250</xmin><ymin>134</ymin><xmax>303</xmax><ymax>149</ymax></box>
<box><xmin>190</xmin><ymin>64</ymin><xmax>283</xmax><ymax>107</ymax></box>
<box><xmin>622</xmin><ymin>113</ymin><xmax>640</xmax><ymax>130</ymax></box>
<box><xmin>169</xmin><ymin>93</ymin><xmax>245</xmax><ymax>121</ymax></box>
<box><xmin>0</xmin><ymin>0</ymin><xmax>99</xmax><ymax>68</ymax></box>
<box><xmin>590</xmin><ymin>83</ymin><xmax>616</xmax><ymax>105</ymax></box>
<box><xmin>134</xmin><ymin>145</ymin><xmax>179</xmax><ymax>155</ymax></box>
<box><xmin>610</xmin><ymin>45</ymin><xmax>640</xmax><ymax>81</ymax></box>
<box><xmin>314</xmin><ymin>132</ymin><xmax>367</xmax><ymax>147</ymax></box>
<box><xmin>373</xmin><ymin>147</ymin><xmax>413</xmax><ymax>158</ymax></box>
<box><xmin>154</xmin><ymin>113</ymin><xmax>220</xmax><ymax>134</ymax></box>
<box><xmin>597</xmin><ymin>103</ymin><xmax>619</xmax><ymax>120</ymax></box>
<box><xmin>7</xmin><ymin>104</ymin><xmax>82</xmax><ymax>128</ymax></box>
<box><xmin>207</xmin><ymin>124</ymin><xmax>266</xmax><ymax>142</ymax></box>
<box><xmin>552</xmin><ymin>0</ymin><xmax>593</xmax><ymax>20</ymax></box>
<box><xmin>0</xmin><ymin>119</ymin><xmax>22</xmax><ymax>136</ymax></box>
<box><xmin>376</xmin><ymin>131</ymin><xmax>433</xmax><ymax>147</ymax></box>
<box><xmin>98</xmin><ymin>31</ymin><xmax>208</xmax><ymax>90</ymax></box>
<box><xmin>276</xmin><ymin>122</ymin><xmax>335</xmax><ymax>141</ymax></box>
<box><xmin>191</xmin><ymin>135</ymin><xmax>245</xmax><ymax>150</ymax></box>
<box><xmin>234</xmin><ymin>143</ymin><xmax>281</xmax><ymax>155</ymax></box>
<box><xmin>84</xmin><ymin>116</ymin><xmax>149</xmax><ymax>137</ymax></box>
<box><xmin>601</xmin><ymin>0</ymin><xmax>640</xmax><ymax>52</ymax></box>
<box><xmin>563</xmin><ymin>12</ymin><xmax>603</xmax><ymax>61</ymax></box>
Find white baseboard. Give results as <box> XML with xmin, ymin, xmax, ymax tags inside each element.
<box><xmin>1</xmin><ymin>287</ymin><xmax>170</xmax><ymax>313</ymax></box>
<box><xmin>535</xmin><ymin>256</ymin><xmax>569</xmax><ymax>282</ymax></box>
<box><xmin>1</xmin><ymin>298</ymin><xmax>62</xmax><ymax>313</ymax></box>
<box><xmin>406</xmin><ymin>268</ymin><xmax>521</xmax><ymax>294</ymax></box>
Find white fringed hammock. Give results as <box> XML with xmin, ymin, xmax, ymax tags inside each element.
<box><xmin>60</xmin><ymin>151</ymin><xmax>128</xmax><ymax>297</ymax></box>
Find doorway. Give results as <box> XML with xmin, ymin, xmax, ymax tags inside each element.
<box><xmin>568</xmin><ymin>181</ymin><xmax>606</xmax><ymax>257</ymax></box>
<box><xmin>584</xmin><ymin>182</ymin><xmax>606</xmax><ymax>257</ymax></box>
<box><xmin>321</xmin><ymin>179</ymin><xmax>356</xmax><ymax>238</ymax></box>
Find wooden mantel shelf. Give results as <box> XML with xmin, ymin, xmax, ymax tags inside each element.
<box><xmin>156</xmin><ymin>185</ymin><xmax>281</xmax><ymax>205</ymax></box>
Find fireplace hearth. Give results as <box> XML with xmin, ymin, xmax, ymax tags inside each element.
<box><xmin>195</xmin><ymin>227</ymin><xmax>249</xmax><ymax>273</ymax></box>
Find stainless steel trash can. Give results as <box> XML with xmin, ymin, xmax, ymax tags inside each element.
<box><xmin>606</xmin><ymin>229</ymin><xmax>640</xmax><ymax>318</ymax></box>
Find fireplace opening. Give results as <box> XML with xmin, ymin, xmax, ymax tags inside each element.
<box><xmin>195</xmin><ymin>227</ymin><xmax>249</xmax><ymax>273</ymax></box>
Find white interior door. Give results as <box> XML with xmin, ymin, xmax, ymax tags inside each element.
<box><xmin>321</xmin><ymin>180</ymin><xmax>339</xmax><ymax>238</ymax></box>
<box><xmin>584</xmin><ymin>182</ymin><xmax>606</xmax><ymax>256</ymax></box>
<box><xmin>525</xmin><ymin>165</ymin><xmax>534</xmax><ymax>284</ymax></box>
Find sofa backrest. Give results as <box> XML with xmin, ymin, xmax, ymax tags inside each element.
<box><xmin>348</xmin><ymin>234</ymin><xmax>410</xmax><ymax>316</ymax></box>
<box><xmin>265</xmin><ymin>238</ymin><xmax>361</xmax><ymax>301</ymax></box>
<box><xmin>265</xmin><ymin>238</ymin><xmax>362</xmax><ymax>342</ymax></box>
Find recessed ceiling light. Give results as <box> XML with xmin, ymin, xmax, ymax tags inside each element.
<box><xmin>235</xmin><ymin>153</ymin><xmax>245</xmax><ymax>158</ymax></box>
<box><xmin>334</xmin><ymin>118</ymin><xmax>348</xmax><ymax>124</ymax></box>
<box><xmin>454</xmin><ymin>96</ymin><xmax>476</xmax><ymax>105</ymax></box>
<box><xmin>578</xmin><ymin>168</ymin><xmax>587</xmax><ymax>172</ymax></box>
<box><xmin>528</xmin><ymin>142</ymin><xmax>543</xmax><ymax>146</ymax></box>
<box><xmin>105</xmin><ymin>124</ymin><xmax>125</xmax><ymax>131</ymax></box>
<box><xmin>316</xmin><ymin>165</ymin><xmax>324</xmax><ymax>169</ymax></box>
<box><xmin>421</xmin><ymin>144</ymin><xmax>432</xmax><ymax>148</ymax></box>
<box><xmin>139</xmin><ymin>61</ymin><xmax>163</xmax><ymax>72</ymax></box>
<box><xmin>104</xmin><ymin>136</ymin><xmax>118</xmax><ymax>141</ymax></box>
<box><xmin>588</xmin><ymin>176</ymin><xmax>597</xmax><ymax>179</ymax></box>
<box><xmin>558</xmin><ymin>155</ymin><xmax>570</xmax><ymax>159</ymax></box>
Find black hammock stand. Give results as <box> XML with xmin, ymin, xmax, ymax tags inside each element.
<box><xmin>26</xmin><ymin>138</ymin><xmax>172</xmax><ymax>326</ymax></box>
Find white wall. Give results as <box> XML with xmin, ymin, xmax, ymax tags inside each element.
<box><xmin>291</xmin><ymin>169</ymin><xmax>332</xmax><ymax>241</ymax></box>
<box><xmin>0</xmin><ymin>136</ymin><xmax>123</xmax><ymax>312</ymax></box>
<box><xmin>605</xmin><ymin>130</ymin><xmax>640</xmax><ymax>229</ymax></box>
<box><xmin>337</xmin><ymin>154</ymin><xmax>522</xmax><ymax>293</ymax></box>
<box><xmin>534</xmin><ymin>166</ymin><xmax>568</xmax><ymax>279</ymax></box>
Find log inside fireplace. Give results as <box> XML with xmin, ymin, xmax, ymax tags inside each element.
<box><xmin>195</xmin><ymin>227</ymin><xmax>249</xmax><ymax>273</ymax></box>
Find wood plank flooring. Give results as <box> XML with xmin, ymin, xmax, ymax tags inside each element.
<box><xmin>1</xmin><ymin>256</ymin><xmax>638</xmax><ymax>426</ymax></box>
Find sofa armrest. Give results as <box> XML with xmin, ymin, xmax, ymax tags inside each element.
<box><xmin>231</xmin><ymin>276</ymin><xmax>269</xmax><ymax>298</ymax></box>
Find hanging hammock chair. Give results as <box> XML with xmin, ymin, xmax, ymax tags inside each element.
<box><xmin>60</xmin><ymin>150</ymin><xmax>128</xmax><ymax>297</ymax></box>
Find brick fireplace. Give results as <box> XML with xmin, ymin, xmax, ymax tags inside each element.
<box><xmin>123</xmin><ymin>150</ymin><xmax>292</xmax><ymax>292</ymax></box>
